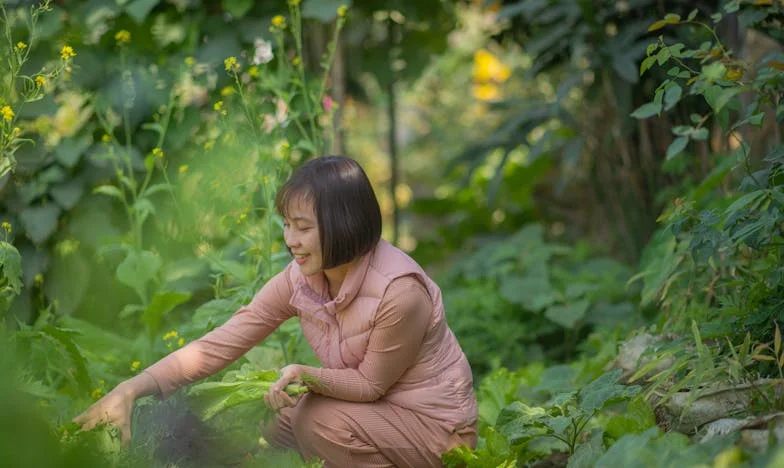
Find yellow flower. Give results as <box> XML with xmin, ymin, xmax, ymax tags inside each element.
<box><xmin>177</xmin><ymin>337</ymin><xmax>185</xmax><ymax>347</ymax></box>
<box><xmin>15</xmin><ymin>41</ymin><xmax>27</xmax><ymax>51</ymax></box>
<box><xmin>178</xmin><ymin>164</ymin><xmax>189</xmax><ymax>174</ymax></box>
<box><xmin>288</xmin><ymin>0</ymin><xmax>300</xmax><ymax>5</ymax></box>
<box><xmin>163</xmin><ymin>330</ymin><xmax>178</xmax><ymax>341</ymax></box>
<box><xmin>220</xmin><ymin>85</ymin><xmax>235</xmax><ymax>96</ymax></box>
<box><xmin>213</xmin><ymin>101</ymin><xmax>224</xmax><ymax>111</ymax></box>
<box><xmin>337</xmin><ymin>5</ymin><xmax>348</xmax><ymax>17</ymax></box>
<box><xmin>35</xmin><ymin>76</ymin><xmax>46</xmax><ymax>88</ymax></box>
<box><xmin>472</xmin><ymin>83</ymin><xmax>500</xmax><ymax>101</ymax></box>
<box><xmin>91</xmin><ymin>388</ymin><xmax>104</xmax><ymax>400</ymax></box>
<box><xmin>224</xmin><ymin>56</ymin><xmax>239</xmax><ymax>72</ymax></box>
<box><xmin>130</xmin><ymin>360</ymin><xmax>141</xmax><ymax>372</ymax></box>
<box><xmin>34</xmin><ymin>274</ymin><xmax>43</xmax><ymax>285</ymax></box>
<box><xmin>725</xmin><ymin>67</ymin><xmax>744</xmax><ymax>81</ymax></box>
<box><xmin>184</xmin><ymin>56</ymin><xmax>195</xmax><ymax>67</ymax></box>
<box><xmin>115</xmin><ymin>30</ymin><xmax>131</xmax><ymax>45</ymax></box>
<box><xmin>472</xmin><ymin>49</ymin><xmax>511</xmax><ymax>84</ymax></box>
<box><xmin>60</xmin><ymin>45</ymin><xmax>76</xmax><ymax>60</ymax></box>
<box><xmin>271</xmin><ymin>15</ymin><xmax>286</xmax><ymax>28</ymax></box>
<box><xmin>152</xmin><ymin>147</ymin><xmax>164</xmax><ymax>158</ymax></box>
<box><xmin>1</xmin><ymin>222</ymin><xmax>11</xmax><ymax>233</ymax></box>
<box><xmin>292</xmin><ymin>56</ymin><xmax>301</xmax><ymax>66</ymax></box>
<box><xmin>102</xmin><ymin>133</ymin><xmax>111</xmax><ymax>142</ymax></box>
<box><xmin>1</xmin><ymin>106</ymin><xmax>14</xmax><ymax>121</ymax></box>
<box><xmin>248</xmin><ymin>66</ymin><xmax>259</xmax><ymax>78</ymax></box>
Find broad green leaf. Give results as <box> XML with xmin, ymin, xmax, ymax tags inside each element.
<box><xmin>125</xmin><ymin>0</ymin><xmax>159</xmax><ymax>23</ymax></box>
<box><xmin>19</xmin><ymin>204</ymin><xmax>61</xmax><ymax>244</ymax></box>
<box><xmin>221</xmin><ymin>0</ymin><xmax>252</xmax><ymax>18</ymax></box>
<box><xmin>116</xmin><ymin>249</ymin><xmax>161</xmax><ymax>301</ymax></box>
<box><xmin>664</xmin><ymin>13</ymin><xmax>681</xmax><ymax>23</ymax></box>
<box><xmin>544</xmin><ymin>300</ymin><xmax>589</xmax><ymax>328</ymax></box>
<box><xmin>500</xmin><ymin>274</ymin><xmax>558</xmax><ymax>311</ymax></box>
<box><xmin>141</xmin><ymin>291</ymin><xmax>191</xmax><ymax>338</ymax></box>
<box><xmin>543</xmin><ymin>415</ymin><xmax>572</xmax><ymax>435</ymax></box>
<box><xmin>687</xmin><ymin>9</ymin><xmax>698</xmax><ymax>21</ymax></box>
<box><xmin>702</xmin><ymin>62</ymin><xmax>727</xmax><ymax>82</ymax></box>
<box><xmin>630</xmin><ymin>102</ymin><xmax>662</xmax><ymax>119</ymax></box>
<box><xmin>604</xmin><ymin>396</ymin><xmax>656</xmax><ymax>439</ymax></box>
<box><xmin>666</xmin><ymin>136</ymin><xmax>689</xmax><ymax>159</ymax></box>
<box><xmin>50</xmin><ymin>180</ymin><xmax>84</xmax><ymax>210</ymax></box>
<box><xmin>640</xmin><ymin>56</ymin><xmax>656</xmax><ymax>75</ymax></box>
<box><xmin>663</xmin><ymin>84</ymin><xmax>682</xmax><ymax>111</ymax></box>
<box><xmin>579</xmin><ymin>369</ymin><xmax>640</xmax><ymax>413</ymax></box>
<box><xmin>55</xmin><ymin>137</ymin><xmax>90</xmax><ymax>168</ymax></box>
<box><xmin>691</xmin><ymin>128</ymin><xmax>709</xmax><ymax>140</ymax></box>
<box><xmin>594</xmin><ymin>428</ymin><xmax>660</xmax><ymax>468</ymax></box>
<box><xmin>648</xmin><ymin>20</ymin><xmax>667</xmax><ymax>31</ymax></box>
<box><xmin>302</xmin><ymin>0</ymin><xmax>351</xmax><ymax>23</ymax></box>
<box><xmin>656</xmin><ymin>47</ymin><xmax>671</xmax><ymax>66</ymax></box>
<box><xmin>0</xmin><ymin>241</ymin><xmax>23</xmax><ymax>297</ymax></box>
<box><xmin>724</xmin><ymin>190</ymin><xmax>764</xmax><ymax>216</ymax></box>
<box><xmin>41</xmin><ymin>325</ymin><xmax>93</xmax><ymax>394</ymax></box>
<box><xmin>568</xmin><ymin>430</ymin><xmax>605</xmax><ymax>468</ymax></box>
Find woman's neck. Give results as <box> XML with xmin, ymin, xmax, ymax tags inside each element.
<box><xmin>323</xmin><ymin>261</ymin><xmax>354</xmax><ymax>299</ymax></box>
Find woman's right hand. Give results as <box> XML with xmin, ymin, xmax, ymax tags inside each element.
<box><xmin>72</xmin><ymin>385</ymin><xmax>135</xmax><ymax>445</ymax></box>
<box><xmin>72</xmin><ymin>372</ymin><xmax>159</xmax><ymax>446</ymax></box>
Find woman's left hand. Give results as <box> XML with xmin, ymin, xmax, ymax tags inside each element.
<box><xmin>264</xmin><ymin>364</ymin><xmax>304</xmax><ymax>411</ymax></box>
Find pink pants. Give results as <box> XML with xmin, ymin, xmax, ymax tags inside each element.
<box><xmin>264</xmin><ymin>393</ymin><xmax>476</xmax><ymax>468</ymax></box>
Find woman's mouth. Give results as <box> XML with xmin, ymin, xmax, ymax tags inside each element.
<box><xmin>294</xmin><ymin>254</ymin><xmax>309</xmax><ymax>265</ymax></box>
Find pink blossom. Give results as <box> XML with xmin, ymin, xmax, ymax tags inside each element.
<box><xmin>322</xmin><ymin>95</ymin><xmax>334</xmax><ymax>113</ymax></box>
<box><xmin>252</xmin><ymin>38</ymin><xmax>273</xmax><ymax>65</ymax></box>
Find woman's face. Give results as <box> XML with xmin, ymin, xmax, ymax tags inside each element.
<box><xmin>283</xmin><ymin>197</ymin><xmax>323</xmax><ymax>276</ymax></box>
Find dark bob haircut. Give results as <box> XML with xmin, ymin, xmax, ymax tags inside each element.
<box><xmin>275</xmin><ymin>155</ymin><xmax>382</xmax><ymax>269</ymax></box>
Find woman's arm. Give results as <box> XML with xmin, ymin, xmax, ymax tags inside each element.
<box><xmin>299</xmin><ymin>276</ymin><xmax>431</xmax><ymax>402</ymax></box>
<box><xmin>144</xmin><ymin>267</ymin><xmax>297</xmax><ymax>398</ymax></box>
<box><xmin>74</xmin><ymin>265</ymin><xmax>296</xmax><ymax>440</ymax></box>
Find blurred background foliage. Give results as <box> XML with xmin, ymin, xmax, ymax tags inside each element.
<box><xmin>1</xmin><ymin>0</ymin><xmax>784</xmax><ymax>466</ymax></box>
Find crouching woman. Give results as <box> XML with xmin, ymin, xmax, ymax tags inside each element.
<box><xmin>74</xmin><ymin>156</ymin><xmax>478</xmax><ymax>467</ymax></box>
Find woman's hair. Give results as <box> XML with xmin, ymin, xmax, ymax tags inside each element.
<box><xmin>275</xmin><ymin>155</ymin><xmax>382</xmax><ymax>269</ymax></box>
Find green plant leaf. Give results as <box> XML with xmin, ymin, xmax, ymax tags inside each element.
<box><xmin>604</xmin><ymin>396</ymin><xmax>656</xmax><ymax>440</ymax></box>
<box><xmin>544</xmin><ymin>300</ymin><xmax>589</xmax><ymax>328</ymax></box>
<box><xmin>93</xmin><ymin>185</ymin><xmax>124</xmax><ymax>201</ymax></box>
<box><xmin>663</xmin><ymin>84</ymin><xmax>682</xmax><ymax>111</ymax></box>
<box><xmin>19</xmin><ymin>204</ymin><xmax>61</xmax><ymax>244</ymax></box>
<box><xmin>568</xmin><ymin>430</ymin><xmax>605</xmax><ymax>468</ymax></box>
<box><xmin>579</xmin><ymin>369</ymin><xmax>640</xmax><ymax>413</ymax></box>
<box><xmin>302</xmin><ymin>0</ymin><xmax>351</xmax><ymax>23</ymax></box>
<box><xmin>0</xmin><ymin>241</ymin><xmax>23</xmax><ymax>298</ymax></box>
<box><xmin>125</xmin><ymin>0</ymin><xmax>159</xmax><ymax>24</ymax></box>
<box><xmin>702</xmin><ymin>62</ymin><xmax>727</xmax><ymax>82</ymax></box>
<box><xmin>666</xmin><ymin>136</ymin><xmax>689</xmax><ymax>159</ymax></box>
<box><xmin>630</xmin><ymin>102</ymin><xmax>662</xmax><ymax>119</ymax></box>
<box><xmin>141</xmin><ymin>291</ymin><xmax>191</xmax><ymax>339</ymax></box>
<box><xmin>116</xmin><ymin>249</ymin><xmax>161</xmax><ymax>302</ymax></box>
<box><xmin>50</xmin><ymin>180</ymin><xmax>84</xmax><ymax>210</ymax></box>
<box><xmin>221</xmin><ymin>0</ymin><xmax>252</xmax><ymax>18</ymax></box>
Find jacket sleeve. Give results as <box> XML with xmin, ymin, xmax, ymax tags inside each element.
<box><xmin>143</xmin><ymin>264</ymin><xmax>297</xmax><ymax>398</ymax></box>
<box><xmin>301</xmin><ymin>276</ymin><xmax>430</xmax><ymax>402</ymax></box>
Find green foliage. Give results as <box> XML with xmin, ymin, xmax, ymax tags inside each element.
<box><xmin>442</xmin><ymin>223</ymin><xmax>640</xmax><ymax>375</ymax></box>
<box><xmin>187</xmin><ymin>365</ymin><xmax>308</xmax><ymax>420</ymax></box>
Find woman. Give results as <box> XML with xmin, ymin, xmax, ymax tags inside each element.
<box><xmin>74</xmin><ymin>156</ymin><xmax>478</xmax><ymax>467</ymax></box>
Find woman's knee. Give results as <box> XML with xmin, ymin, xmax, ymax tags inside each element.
<box><xmin>291</xmin><ymin>394</ymin><xmax>350</xmax><ymax>449</ymax></box>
